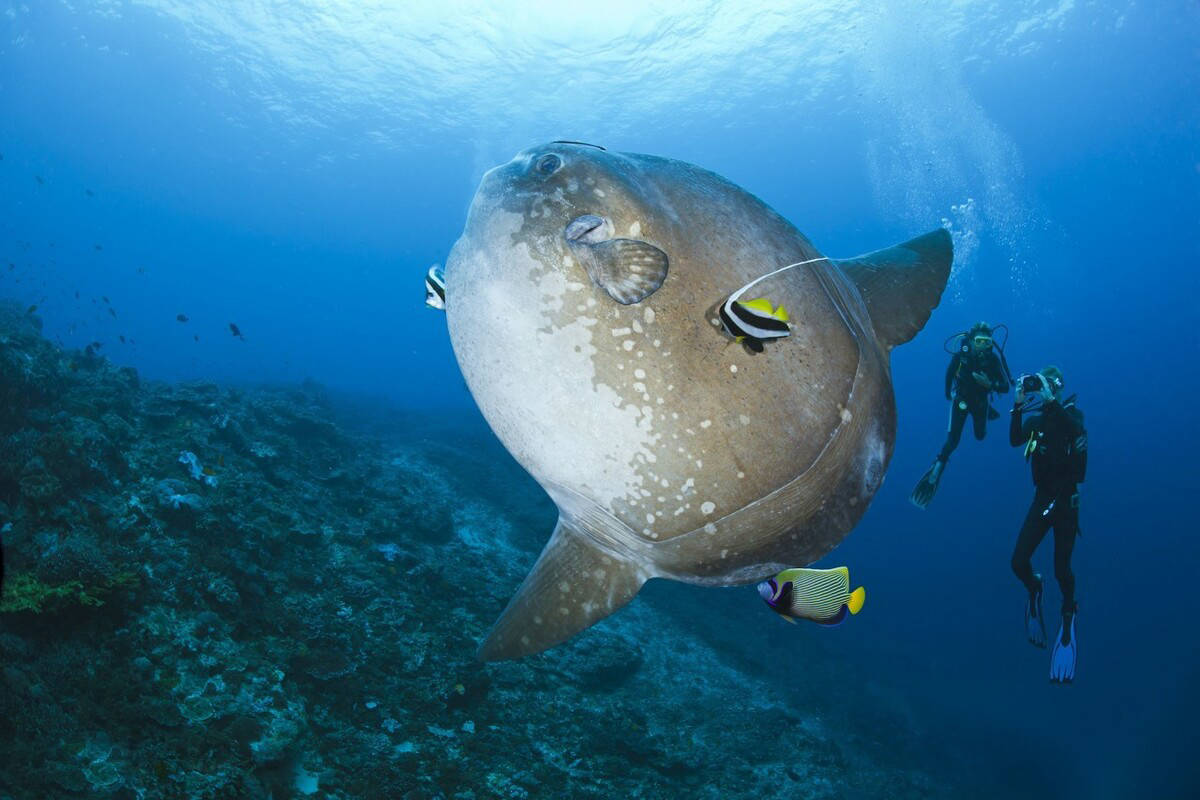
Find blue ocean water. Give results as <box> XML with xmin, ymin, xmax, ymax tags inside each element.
<box><xmin>1</xmin><ymin>1</ymin><xmax>1197</xmax><ymax>797</ymax></box>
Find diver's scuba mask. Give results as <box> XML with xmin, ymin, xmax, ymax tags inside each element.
<box><xmin>971</xmin><ymin>334</ymin><xmax>992</xmax><ymax>350</ymax></box>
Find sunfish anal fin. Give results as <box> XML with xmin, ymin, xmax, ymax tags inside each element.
<box><xmin>477</xmin><ymin>517</ymin><xmax>649</xmax><ymax>661</ymax></box>
<box><xmin>573</xmin><ymin>238</ymin><xmax>669</xmax><ymax>305</ymax></box>
<box><xmin>835</xmin><ymin>228</ymin><xmax>953</xmax><ymax>351</ymax></box>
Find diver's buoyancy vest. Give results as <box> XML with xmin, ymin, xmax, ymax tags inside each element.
<box><xmin>1027</xmin><ymin>400</ymin><xmax>1087</xmax><ymax>487</ymax></box>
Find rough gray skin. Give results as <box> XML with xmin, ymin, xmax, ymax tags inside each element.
<box><xmin>446</xmin><ymin>142</ymin><xmax>952</xmax><ymax>660</ymax></box>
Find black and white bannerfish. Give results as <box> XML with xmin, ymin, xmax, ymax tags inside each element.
<box><xmin>757</xmin><ymin>566</ymin><xmax>866</xmax><ymax>626</ymax></box>
<box><xmin>718</xmin><ymin>256</ymin><xmax>829</xmax><ymax>351</ymax></box>
<box><xmin>425</xmin><ymin>265</ymin><xmax>446</xmax><ymax>310</ymax></box>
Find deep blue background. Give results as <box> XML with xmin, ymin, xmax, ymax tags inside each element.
<box><xmin>2</xmin><ymin>2</ymin><xmax>1197</xmax><ymax>797</ymax></box>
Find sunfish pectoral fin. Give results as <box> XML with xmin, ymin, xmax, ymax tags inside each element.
<box><xmin>477</xmin><ymin>517</ymin><xmax>649</xmax><ymax>661</ymax></box>
<box><xmin>835</xmin><ymin>228</ymin><xmax>953</xmax><ymax>350</ymax></box>
<box><xmin>575</xmin><ymin>238</ymin><xmax>669</xmax><ymax>305</ymax></box>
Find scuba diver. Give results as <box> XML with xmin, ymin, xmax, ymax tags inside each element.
<box><xmin>1010</xmin><ymin>366</ymin><xmax>1086</xmax><ymax>683</ymax></box>
<box><xmin>910</xmin><ymin>321</ymin><xmax>1013</xmax><ymax>508</ymax></box>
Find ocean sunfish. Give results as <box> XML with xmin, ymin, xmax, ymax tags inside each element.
<box><xmin>445</xmin><ymin>142</ymin><xmax>952</xmax><ymax>660</ymax></box>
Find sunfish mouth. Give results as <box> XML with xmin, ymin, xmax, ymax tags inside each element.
<box><xmin>565</xmin><ymin>214</ymin><xmax>612</xmax><ymax>244</ymax></box>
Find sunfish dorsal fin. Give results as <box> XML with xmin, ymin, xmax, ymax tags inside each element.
<box><xmin>835</xmin><ymin>228</ymin><xmax>952</xmax><ymax>350</ymax></box>
<box><xmin>477</xmin><ymin>516</ymin><xmax>650</xmax><ymax>661</ymax></box>
<box><xmin>575</xmin><ymin>239</ymin><xmax>669</xmax><ymax>305</ymax></box>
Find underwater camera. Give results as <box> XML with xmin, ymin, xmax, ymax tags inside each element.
<box><xmin>1019</xmin><ymin>373</ymin><xmax>1048</xmax><ymax>394</ymax></box>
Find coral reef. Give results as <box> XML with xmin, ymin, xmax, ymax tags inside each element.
<box><xmin>0</xmin><ymin>300</ymin><xmax>942</xmax><ymax>799</ymax></box>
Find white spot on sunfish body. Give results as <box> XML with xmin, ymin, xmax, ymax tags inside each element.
<box><xmin>701</xmin><ymin>501</ymin><xmax>716</xmax><ymax>515</ymax></box>
<box><xmin>700</xmin><ymin>419</ymin><xmax>712</xmax><ymax>429</ymax></box>
<box><xmin>644</xmin><ymin>307</ymin><xmax>655</xmax><ymax>324</ymax></box>
<box><xmin>448</xmin><ymin>217</ymin><xmax>660</xmax><ymax>511</ymax></box>
<box><xmin>645</xmin><ymin>513</ymin><xmax>655</xmax><ymax>524</ymax></box>
<box><xmin>594</xmin><ymin>188</ymin><xmax>606</xmax><ymax>197</ymax></box>
<box><xmin>612</xmin><ymin>327</ymin><xmax>632</xmax><ymax>337</ymax></box>
<box><xmin>634</xmin><ymin>368</ymin><xmax>646</xmax><ymax>379</ymax></box>
<box><xmin>841</xmin><ymin>407</ymin><xmax>853</xmax><ymax>423</ymax></box>
<box><xmin>629</xmin><ymin>221</ymin><xmax>642</xmax><ymax>236</ymax></box>
<box><xmin>623</xmin><ymin>340</ymin><xmax>634</xmax><ymax>351</ymax></box>
<box><xmin>730</xmin><ymin>364</ymin><xmax>738</xmax><ymax>373</ymax></box>
<box><xmin>704</xmin><ymin>523</ymin><xmax>717</xmax><ymax>534</ymax></box>
<box><xmin>739</xmin><ymin>414</ymin><xmax>750</xmax><ymax>425</ymax></box>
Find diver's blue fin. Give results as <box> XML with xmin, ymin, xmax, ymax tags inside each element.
<box><xmin>1050</xmin><ymin>613</ymin><xmax>1077</xmax><ymax>684</ymax></box>
<box><xmin>909</xmin><ymin>458</ymin><xmax>945</xmax><ymax>510</ymax></box>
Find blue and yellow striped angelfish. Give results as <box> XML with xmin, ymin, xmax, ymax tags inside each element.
<box><xmin>757</xmin><ymin>566</ymin><xmax>866</xmax><ymax>626</ymax></box>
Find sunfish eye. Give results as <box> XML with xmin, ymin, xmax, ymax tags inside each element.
<box><xmin>535</xmin><ymin>154</ymin><xmax>562</xmax><ymax>175</ymax></box>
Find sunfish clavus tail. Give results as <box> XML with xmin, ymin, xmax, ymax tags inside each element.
<box><xmin>446</xmin><ymin>142</ymin><xmax>952</xmax><ymax>661</ymax></box>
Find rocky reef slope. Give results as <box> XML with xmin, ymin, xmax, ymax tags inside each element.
<box><xmin>0</xmin><ymin>301</ymin><xmax>939</xmax><ymax>799</ymax></box>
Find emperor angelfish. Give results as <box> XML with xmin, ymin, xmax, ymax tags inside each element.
<box><xmin>758</xmin><ymin>566</ymin><xmax>866</xmax><ymax>626</ymax></box>
<box><xmin>425</xmin><ymin>264</ymin><xmax>446</xmax><ymax>310</ymax></box>
<box><xmin>445</xmin><ymin>141</ymin><xmax>952</xmax><ymax>660</ymax></box>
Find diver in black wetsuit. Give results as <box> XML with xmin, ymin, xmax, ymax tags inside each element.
<box><xmin>910</xmin><ymin>321</ymin><xmax>1012</xmax><ymax>508</ymax></box>
<box><xmin>1009</xmin><ymin>365</ymin><xmax>1087</xmax><ymax>683</ymax></box>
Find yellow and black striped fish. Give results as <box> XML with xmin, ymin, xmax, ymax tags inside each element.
<box><xmin>718</xmin><ymin>296</ymin><xmax>790</xmax><ymax>352</ymax></box>
<box><xmin>757</xmin><ymin>566</ymin><xmax>866</xmax><ymax>626</ymax></box>
<box><xmin>717</xmin><ymin>256</ymin><xmax>833</xmax><ymax>351</ymax></box>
